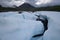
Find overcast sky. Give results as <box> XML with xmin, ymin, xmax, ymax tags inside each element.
<box><xmin>0</xmin><ymin>0</ymin><xmax>60</xmax><ymax>7</ymax></box>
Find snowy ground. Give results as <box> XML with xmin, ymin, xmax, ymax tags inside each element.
<box><xmin>34</xmin><ymin>11</ymin><xmax>60</xmax><ymax>40</ymax></box>
<box><xmin>0</xmin><ymin>11</ymin><xmax>60</xmax><ymax>40</ymax></box>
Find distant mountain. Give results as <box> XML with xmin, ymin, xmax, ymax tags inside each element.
<box><xmin>0</xmin><ymin>5</ymin><xmax>1</xmax><ymax>7</ymax></box>
<box><xmin>18</xmin><ymin>3</ymin><xmax>35</xmax><ymax>8</ymax></box>
<box><xmin>17</xmin><ymin>3</ymin><xmax>35</xmax><ymax>11</ymax></box>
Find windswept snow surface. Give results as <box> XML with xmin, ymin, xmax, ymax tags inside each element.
<box><xmin>0</xmin><ymin>11</ymin><xmax>60</xmax><ymax>40</ymax></box>
<box><xmin>0</xmin><ymin>12</ymin><xmax>44</xmax><ymax>40</ymax></box>
<box><xmin>34</xmin><ymin>11</ymin><xmax>60</xmax><ymax>40</ymax></box>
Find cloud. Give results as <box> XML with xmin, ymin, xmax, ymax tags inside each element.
<box><xmin>0</xmin><ymin>0</ymin><xmax>25</xmax><ymax>7</ymax></box>
<box><xmin>29</xmin><ymin>0</ymin><xmax>60</xmax><ymax>7</ymax></box>
<box><xmin>0</xmin><ymin>0</ymin><xmax>60</xmax><ymax>7</ymax></box>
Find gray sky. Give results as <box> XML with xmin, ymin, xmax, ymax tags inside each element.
<box><xmin>0</xmin><ymin>0</ymin><xmax>60</xmax><ymax>7</ymax></box>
